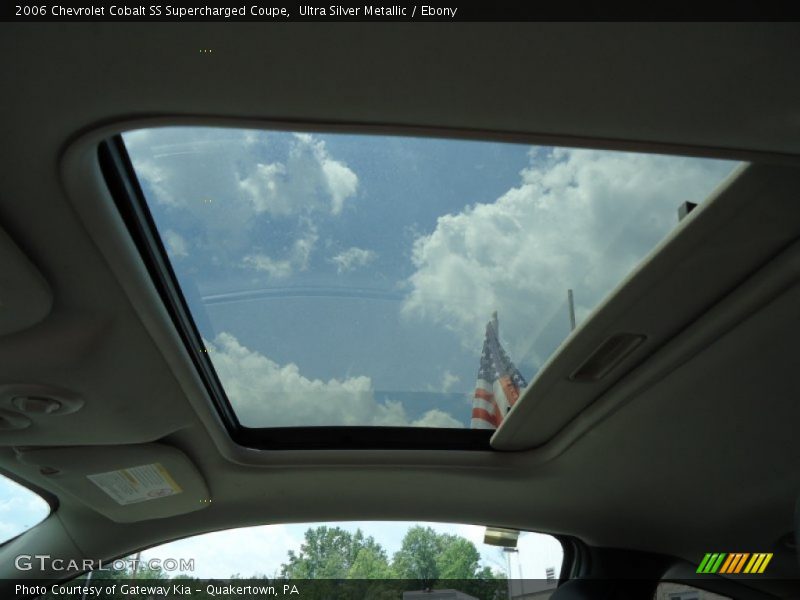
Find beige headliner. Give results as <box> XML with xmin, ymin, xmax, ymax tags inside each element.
<box><xmin>1</xmin><ymin>22</ymin><xmax>799</xmax><ymax>592</ymax></box>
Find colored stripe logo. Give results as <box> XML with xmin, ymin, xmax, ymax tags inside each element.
<box><xmin>697</xmin><ymin>553</ymin><xmax>773</xmax><ymax>574</ymax></box>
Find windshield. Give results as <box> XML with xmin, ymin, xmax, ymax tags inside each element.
<box><xmin>116</xmin><ymin>521</ymin><xmax>562</xmax><ymax>588</ymax></box>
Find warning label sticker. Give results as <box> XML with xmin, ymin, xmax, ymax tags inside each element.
<box><xmin>87</xmin><ymin>463</ymin><xmax>182</xmax><ymax>505</ymax></box>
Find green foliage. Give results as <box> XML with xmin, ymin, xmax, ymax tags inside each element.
<box><xmin>280</xmin><ymin>525</ymin><xmax>388</xmax><ymax>579</ymax></box>
<box><xmin>391</xmin><ymin>525</ymin><xmax>495</xmax><ymax>585</ymax></box>
<box><xmin>348</xmin><ymin>545</ymin><xmax>393</xmax><ymax>579</ymax></box>
<box><xmin>436</xmin><ymin>535</ymin><xmax>481</xmax><ymax>579</ymax></box>
<box><xmin>281</xmin><ymin>524</ymin><xmax>503</xmax><ymax>585</ymax></box>
<box><xmin>276</xmin><ymin>524</ymin><xmax>507</xmax><ymax>599</ymax></box>
<box><xmin>391</xmin><ymin>526</ymin><xmax>441</xmax><ymax>583</ymax></box>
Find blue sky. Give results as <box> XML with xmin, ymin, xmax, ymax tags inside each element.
<box><xmin>0</xmin><ymin>475</ymin><xmax>50</xmax><ymax>543</ymax></box>
<box><xmin>122</xmin><ymin>127</ymin><xmax>739</xmax><ymax>428</ymax></box>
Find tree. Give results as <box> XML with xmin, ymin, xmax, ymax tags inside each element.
<box><xmin>436</xmin><ymin>536</ymin><xmax>480</xmax><ymax>579</ymax></box>
<box><xmin>348</xmin><ymin>545</ymin><xmax>393</xmax><ymax>579</ymax></box>
<box><xmin>391</xmin><ymin>526</ymin><xmax>441</xmax><ymax>584</ymax></box>
<box><xmin>280</xmin><ymin>526</ymin><xmax>387</xmax><ymax>579</ymax></box>
<box><xmin>391</xmin><ymin>526</ymin><xmax>486</xmax><ymax>586</ymax></box>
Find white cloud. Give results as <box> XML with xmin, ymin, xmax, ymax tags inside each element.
<box><xmin>242</xmin><ymin>223</ymin><xmax>318</xmax><ymax>279</ymax></box>
<box><xmin>163</xmin><ymin>229</ymin><xmax>189</xmax><ymax>259</ymax></box>
<box><xmin>410</xmin><ymin>409</ymin><xmax>462</xmax><ymax>428</ymax></box>
<box><xmin>321</xmin><ymin>156</ymin><xmax>359</xmax><ymax>215</ymax></box>
<box><xmin>238</xmin><ymin>162</ymin><xmax>287</xmax><ymax>212</ymax></box>
<box><xmin>238</xmin><ymin>133</ymin><xmax>358</xmax><ymax>217</ymax></box>
<box><xmin>207</xmin><ymin>332</ymin><xmax>462</xmax><ymax>428</ymax></box>
<box><xmin>241</xmin><ymin>254</ymin><xmax>293</xmax><ymax>279</ymax></box>
<box><xmin>124</xmin><ymin>129</ymin><xmax>260</xmax><ymax>212</ymax></box>
<box><xmin>329</xmin><ymin>246</ymin><xmax>377</xmax><ymax>273</ymax></box>
<box><xmin>403</xmin><ymin>148</ymin><xmax>737</xmax><ymax>369</ymax></box>
<box><xmin>440</xmin><ymin>370</ymin><xmax>460</xmax><ymax>393</ymax></box>
<box><xmin>131</xmin><ymin>159</ymin><xmax>176</xmax><ymax>207</ymax></box>
<box><xmin>291</xmin><ymin>224</ymin><xmax>318</xmax><ymax>268</ymax></box>
<box><xmin>123</xmin><ymin>129</ymin><xmax>360</xmax><ymax>272</ymax></box>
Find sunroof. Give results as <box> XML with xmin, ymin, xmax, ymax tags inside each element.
<box><xmin>121</xmin><ymin>127</ymin><xmax>739</xmax><ymax>431</ymax></box>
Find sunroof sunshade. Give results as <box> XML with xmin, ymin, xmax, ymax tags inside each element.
<box><xmin>122</xmin><ymin>127</ymin><xmax>739</xmax><ymax>430</ymax></box>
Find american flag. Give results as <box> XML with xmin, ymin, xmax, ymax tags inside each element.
<box><xmin>471</xmin><ymin>313</ymin><xmax>528</xmax><ymax>429</ymax></box>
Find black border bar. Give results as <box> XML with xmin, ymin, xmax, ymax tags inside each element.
<box><xmin>5</xmin><ymin>1</ymin><xmax>800</xmax><ymax>22</ymax></box>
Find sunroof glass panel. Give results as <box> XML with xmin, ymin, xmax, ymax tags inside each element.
<box><xmin>122</xmin><ymin>127</ymin><xmax>740</xmax><ymax>430</ymax></box>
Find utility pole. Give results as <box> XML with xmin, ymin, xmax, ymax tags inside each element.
<box><xmin>80</xmin><ymin>570</ymin><xmax>93</xmax><ymax>600</ymax></box>
<box><xmin>132</xmin><ymin>551</ymin><xmax>142</xmax><ymax>579</ymax></box>
<box><xmin>503</xmin><ymin>548</ymin><xmax>520</xmax><ymax>599</ymax></box>
<box><xmin>567</xmin><ymin>289</ymin><xmax>576</xmax><ymax>332</ymax></box>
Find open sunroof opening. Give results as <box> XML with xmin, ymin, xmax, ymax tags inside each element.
<box><xmin>118</xmin><ymin>127</ymin><xmax>740</xmax><ymax>441</ymax></box>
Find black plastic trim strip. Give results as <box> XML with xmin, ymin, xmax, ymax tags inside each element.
<box><xmin>99</xmin><ymin>136</ymin><xmax>493</xmax><ymax>452</ymax></box>
<box><xmin>238</xmin><ymin>426</ymin><xmax>493</xmax><ymax>451</ymax></box>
